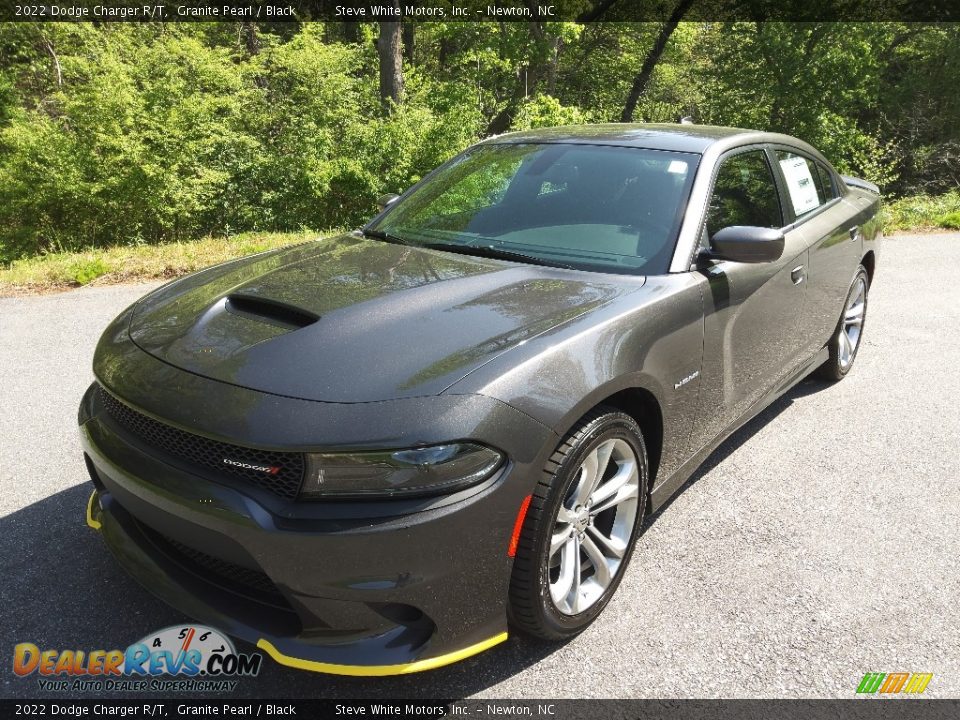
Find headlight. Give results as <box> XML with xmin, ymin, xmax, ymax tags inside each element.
<box><xmin>300</xmin><ymin>443</ymin><xmax>504</xmax><ymax>499</ymax></box>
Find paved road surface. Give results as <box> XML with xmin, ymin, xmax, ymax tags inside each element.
<box><xmin>2</xmin><ymin>234</ymin><xmax>958</xmax><ymax>699</ymax></box>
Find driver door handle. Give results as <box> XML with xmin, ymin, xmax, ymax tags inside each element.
<box><xmin>791</xmin><ymin>265</ymin><xmax>806</xmax><ymax>285</ymax></box>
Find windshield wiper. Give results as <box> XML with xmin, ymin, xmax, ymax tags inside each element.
<box><xmin>362</xmin><ymin>228</ymin><xmax>412</xmax><ymax>246</ymax></box>
<box><xmin>421</xmin><ymin>242</ymin><xmax>575</xmax><ymax>270</ymax></box>
<box><xmin>364</xmin><ymin>231</ymin><xmax>575</xmax><ymax>270</ymax></box>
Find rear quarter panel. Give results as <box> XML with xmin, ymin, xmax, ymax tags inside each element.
<box><xmin>850</xmin><ymin>186</ymin><xmax>883</xmax><ymax>265</ymax></box>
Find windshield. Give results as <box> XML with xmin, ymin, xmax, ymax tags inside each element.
<box><xmin>370</xmin><ymin>142</ymin><xmax>699</xmax><ymax>275</ymax></box>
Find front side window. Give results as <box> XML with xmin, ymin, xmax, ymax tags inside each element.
<box><xmin>371</xmin><ymin>143</ymin><xmax>700</xmax><ymax>275</ymax></box>
<box><xmin>776</xmin><ymin>150</ymin><xmax>827</xmax><ymax>217</ymax></box>
<box><xmin>705</xmin><ymin>150</ymin><xmax>782</xmax><ymax>237</ymax></box>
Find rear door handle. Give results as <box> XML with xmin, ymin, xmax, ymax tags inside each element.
<box><xmin>791</xmin><ymin>265</ymin><xmax>805</xmax><ymax>285</ymax></box>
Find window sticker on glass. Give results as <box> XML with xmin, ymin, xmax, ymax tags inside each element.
<box><xmin>667</xmin><ymin>160</ymin><xmax>688</xmax><ymax>175</ymax></box>
<box><xmin>779</xmin><ymin>154</ymin><xmax>820</xmax><ymax>215</ymax></box>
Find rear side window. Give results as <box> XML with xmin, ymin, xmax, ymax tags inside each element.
<box><xmin>705</xmin><ymin>150</ymin><xmax>782</xmax><ymax>237</ymax></box>
<box><xmin>816</xmin><ymin>162</ymin><xmax>838</xmax><ymax>199</ymax></box>
<box><xmin>776</xmin><ymin>150</ymin><xmax>827</xmax><ymax>217</ymax></box>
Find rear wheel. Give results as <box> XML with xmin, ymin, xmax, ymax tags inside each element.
<box><xmin>508</xmin><ymin>408</ymin><xmax>648</xmax><ymax>640</ymax></box>
<box><xmin>816</xmin><ymin>265</ymin><xmax>869</xmax><ymax>381</ymax></box>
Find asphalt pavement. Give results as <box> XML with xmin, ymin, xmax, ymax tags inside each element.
<box><xmin>2</xmin><ymin>234</ymin><xmax>958</xmax><ymax>699</ymax></box>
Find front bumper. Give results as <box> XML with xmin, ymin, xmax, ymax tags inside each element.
<box><xmin>79</xmin><ymin>380</ymin><xmax>555</xmax><ymax>675</ymax></box>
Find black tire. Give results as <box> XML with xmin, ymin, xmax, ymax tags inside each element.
<box><xmin>508</xmin><ymin>407</ymin><xmax>649</xmax><ymax>640</ymax></box>
<box><xmin>815</xmin><ymin>265</ymin><xmax>870</xmax><ymax>381</ymax></box>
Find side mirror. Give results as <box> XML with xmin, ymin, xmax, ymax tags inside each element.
<box><xmin>705</xmin><ymin>226</ymin><xmax>785</xmax><ymax>263</ymax></box>
<box><xmin>377</xmin><ymin>193</ymin><xmax>401</xmax><ymax>213</ymax></box>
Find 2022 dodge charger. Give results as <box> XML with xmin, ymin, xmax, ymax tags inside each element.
<box><xmin>80</xmin><ymin>124</ymin><xmax>880</xmax><ymax>675</ymax></box>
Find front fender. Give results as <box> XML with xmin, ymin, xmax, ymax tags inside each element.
<box><xmin>447</xmin><ymin>274</ymin><xmax>705</xmax><ymax>483</ymax></box>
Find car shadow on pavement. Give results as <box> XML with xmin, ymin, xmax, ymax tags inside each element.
<box><xmin>2</xmin><ymin>378</ymin><xmax>829</xmax><ymax>700</ymax></box>
<box><xmin>644</xmin><ymin>377</ymin><xmax>832</xmax><ymax>528</ymax></box>
<box><xmin>0</xmin><ymin>483</ymin><xmax>564</xmax><ymax>700</ymax></box>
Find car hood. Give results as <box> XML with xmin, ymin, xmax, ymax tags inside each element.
<box><xmin>128</xmin><ymin>234</ymin><xmax>640</xmax><ymax>402</ymax></box>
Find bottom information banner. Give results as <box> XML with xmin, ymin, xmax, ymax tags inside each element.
<box><xmin>3</xmin><ymin>700</ymin><xmax>960</xmax><ymax>719</ymax></box>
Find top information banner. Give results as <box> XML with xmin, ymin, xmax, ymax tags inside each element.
<box><xmin>2</xmin><ymin>0</ymin><xmax>959</xmax><ymax>23</ymax></box>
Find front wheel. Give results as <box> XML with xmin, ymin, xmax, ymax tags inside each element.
<box><xmin>508</xmin><ymin>408</ymin><xmax>648</xmax><ymax>640</ymax></box>
<box><xmin>815</xmin><ymin>265</ymin><xmax>869</xmax><ymax>381</ymax></box>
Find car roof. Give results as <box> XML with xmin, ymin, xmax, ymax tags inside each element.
<box><xmin>485</xmin><ymin>123</ymin><xmax>788</xmax><ymax>154</ymax></box>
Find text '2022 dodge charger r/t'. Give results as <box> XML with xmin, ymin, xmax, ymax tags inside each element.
<box><xmin>80</xmin><ymin>124</ymin><xmax>880</xmax><ymax>675</ymax></box>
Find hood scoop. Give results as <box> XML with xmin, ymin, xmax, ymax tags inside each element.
<box><xmin>224</xmin><ymin>293</ymin><xmax>319</xmax><ymax>330</ymax></box>
<box><xmin>128</xmin><ymin>233</ymin><xmax>633</xmax><ymax>402</ymax></box>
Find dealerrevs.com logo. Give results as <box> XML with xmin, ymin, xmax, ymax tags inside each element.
<box><xmin>13</xmin><ymin>625</ymin><xmax>261</xmax><ymax>692</ymax></box>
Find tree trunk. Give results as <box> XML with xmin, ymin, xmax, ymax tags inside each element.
<box><xmin>620</xmin><ymin>0</ymin><xmax>695</xmax><ymax>123</ymax></box>
<box><xmin>485</xmin><ymin>63</ymin><xmax>542</xmax><ymax>136</ymax></box>
<box><xmin>402</xmin><ymin>11</ymin><xmax>415</xmax><ymax>63</ymax></box>
<box><xmin>42</xmin><ymin>36</ymin><xmax>62</xmax><ymax>87</ymax></box>
<box><xmin>342</xmin><ymin>22</ymin><xmax>361</xmax><ymax>44</ymax></box>
<box><xmin>578</xmin><ymin>0</ymin><xmax>620</xmax><ymax>22</ymax></box>
<box><xmin>243</xmin><ymin>22</ymin><xmax>260</xmax><ymax>56</ymax></box>
<box><xmin>438</xmin><ymin>36</ymin><xmax>454</xmax><ymax>66</ymax></box>
<box><xmin>377</xmin><ymin>14</ymin><xmax>405</xmax><ymax>108</ymax></box>
<box><xmin>546</xmin><ymin>36</ymin><xmax>563</xmax><ymax>96</ymax></box>
<box><xmin>484</xmin><ymin>19</ymin><xmax>547</xmax><ymax>135</ymax></box>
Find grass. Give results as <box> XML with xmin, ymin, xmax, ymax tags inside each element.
<box><xmin>881</xmin><ymin>191</ymin><xmax>960</xmax><ymax>232</ymax></box>
<box><xmin>938</xmin><ymin>210</ymin><xmax>960</xmax><ymax>230</ymax></box>
<box><xmin>0</xmin><ymin>230</ymin><xmax>335</xmax><ymax>296</ymax></box>
<box><xmin>3</xmin><ymin>190</ymin><xmax>960</xmax><ymax>296</ymax></box>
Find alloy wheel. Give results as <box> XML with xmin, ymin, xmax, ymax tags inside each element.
<box><xmin>548</xmin><ymin>438</ymin><xmax>640</xmax><ymax>615</ymax></box>
<box><xmin>839</xmin><ymin>276</ymin><xmax>867</xmax><ymax>369</ymax></box>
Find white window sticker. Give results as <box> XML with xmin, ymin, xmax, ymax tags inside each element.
<box><xmin>779</xmin><ymin>155</ymin><xmax>820</xmax><ymax>215</ymax></box>
<box><xmin>667</xmin><ymin>160</ymin><xmax>688</xmax><ymax>175</ymax></box>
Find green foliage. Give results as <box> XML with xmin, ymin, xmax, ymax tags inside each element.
<box><xmin>939</xmin><ymin>211</ymin><xmax>960</xmax><ymax>230</ymax></box>
<box><xmin>882</xmin><ymin>192</ymin><xmax>960</xmax><ymax>232</ymax></box>
<box><xmin>512</xmin><ymin>95</ymin><xmax>591</xmax><ymax>130</ymax></box>
<box><xmin>0</xmin><ymin>23</ymin><xmax>480</xmax><ymax>261</ymax></box>
<box><xmin>384</xmin><ymin>143</ymin><xmax>530</xmax><ymax>228</ymax></box>
<box><xmin>0</xmin><ymin>230</ymin><xmax>324</xmax><ymax>293</ymax></box>
<box><xmin>0</xmin><ymin>24</ymin><xmax>257</xmax><ymax>259</ymax></box>
<box><xmin>66</xmin><ymin>257</ymin><xmax>110</xmax><ymax>285</ymax></box>
<box><xmin>0</xmin><ymin>20</ymin><xmax>957</xmax><ymax>261</ymax></box>
<box><xmin>694</xmin><ymin>23</ymin><xmax>899</xmax><ymax>187</ymax></box>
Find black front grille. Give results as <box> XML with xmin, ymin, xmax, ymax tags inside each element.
<box><xmin>98</xmin><ymin>385</ymin><xmax>304</xmax><ymax>499</ymax></box>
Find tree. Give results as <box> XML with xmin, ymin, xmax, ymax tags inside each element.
<box><xmin>242</xmin><ymin>21</ymin><xmax>260</xmax><ymax>56</ymax></box>
<box><xmin>377</xmin><ymin>8</ymin><xmax>404</xmax><ymax>108</ymax></box>
<box><xmin>620</xmin><ymin>0</ymin><xmax>695</xmax><ymax>122</ymax></box>
<box><xmin>1</xmin><ymin>19</ymin><xmax>957</xmax><ymax>261</ymax></box>
<box><xmin>402</xmin><ymin>9</ymin><xmax>415</xmax><ymax>63</ymax></box>
<box><xmin>483</xmin><ymin>19</ymin><xmax>582</xmax><ymax>135</ymax></box>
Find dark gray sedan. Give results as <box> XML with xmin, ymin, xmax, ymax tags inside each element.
<box><xmin>80</xmin><ymin>124</ymin><xmax>880</xmax><ymax>675</ymax></box>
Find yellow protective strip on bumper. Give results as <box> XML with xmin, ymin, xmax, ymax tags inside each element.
<box><xmin>86</xmin><ymin>490</ymin><xmax>102</xmax><ymax>531</ymax></box>
<box><xmin>257</xmin><ymin>631</ymin><xmax>508</xmax><ymax>677</ymax></box>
